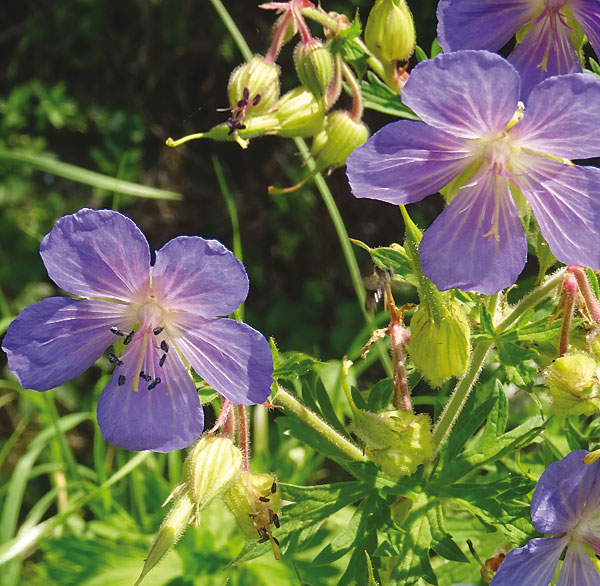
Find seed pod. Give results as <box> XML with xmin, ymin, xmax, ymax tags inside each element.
<box><xmin>293</xmin><ymin>39</ymin><xmax>334</xmax><ymax>99</ymax></box>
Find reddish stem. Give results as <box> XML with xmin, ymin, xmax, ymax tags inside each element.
<box><xmin>571</xmin><ymin>266</ymin><xmax>600</xmax><ymax>325</ymax></box>
<box><xmin>237</xmin><ymin>404</ymin><xmax>251</xmax><ymax>472</ymax></box>
<box><xmin>386</xmin><ymin>294</ymin><xmax>412</xmax><ymax>412</ymax></box>
<box><xmin>559</xmin><ymin>273</ymin><xmax>577</xmax><ymax>356</ymax></box>
<box><xmin>265</xmin><ymin>10</ymin><xmax>292</xmax><ymax>64</ymax></box>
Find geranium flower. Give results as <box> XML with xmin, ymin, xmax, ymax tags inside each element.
<box><xmin>2</xmin><ymin>208</ymin><xmax>273</xmax><ymax>452</ymax></box>
<box><xmin>436</xmin><ymin>0</ymin><xmax>600</xmax><ymax>98</ymax></box>
<box><xmin>489</xmin><ymin>450</ymin><xmax>600</xmax><ymax>585</ymax></box>
<box><xmin>346</xmin><ymin>50</ymin><xmax>600</xmax><ymax>294</ymax></box>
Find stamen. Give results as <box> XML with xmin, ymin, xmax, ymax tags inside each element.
<box><xmin>160</xmin><ymin>340</ymin><xmax>169</xmax><ymax>353</ymax></box>
<box><xmin>259</xmin><ymin>496</ymin><xmax>270</xmax><ymax>503</ymax></box>
<box><xmin>159</xmin><ymin>353</ymin><xmax>167</xmax><ymax>367</ymax></box>
<box><xmin>110</xmin><ymin>327</ymin><xmax>124</xmax><ymax>336</ymax></box>
<box><xmin>123</xmin><ymin>331</ymin><xmax>135</xmax><ymax>345</ymax></box>
<box><xmin>139</xmin><ymin>371</ymin><xmax>152</xmax><ymax>382</ymax></box>
<box><xmin>252</xmin><ymin>94</ymin><xmax>261</xmax><ymax>106</ymax></box>
<box><xmin>148</xmin><ymin>377</ymin><xmax>161</xmax><ymax>390</ymax></box>
<box><xmin>107</xmin><ymin>352</ymin><xmax>124</xmax><ymax>366</ymax></box>
<box><xmin>271</xmin><ymin>481</ymin><xmax>277</xmax><ymax>493</ymax></box>
<box><xmin>153</xmin><ymin>326</ymin><xmax>164</xmax><ymax>335</ymax></box>
<box><xmin>272</xmin><ymin>514</ymin><xmax>280</xmax><ymax>528</ymax></box>
<box><xmin>118</xmin><ymin>374</ymin><xmax>126</xmax><ymax>386</ymax></box>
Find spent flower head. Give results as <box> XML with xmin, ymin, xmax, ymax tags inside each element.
<box><xmin>347</xmin><ymin>50</ymin><xmax>600</xmax><ymax>294</ymax></box>
<box><xmin>2</xmin><ymin>208</ymin><xmax>273</xmax><ymax>452</ymax></box>
<box><xmin>437</xmin><ymin>0</ymin><xmax>600</xmax><ymax>98</ymax></box>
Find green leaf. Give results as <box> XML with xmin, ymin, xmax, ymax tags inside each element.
<box><xmin>313</xmin><ymin>504</ymin><xmax>366</xmax><ymax>564</ymax></box>
<box><xmin>427</xmin><ymin>504</ymin><xmax>469</xmax><ymax>563</ymax></box>
<box><xmin>588</xmin><ymin>57</ymin><xmax>600</xmax><ymax>78</ymax></box>
<box><xmin>367</xmin><ymin>378</ymin><xmax>393</xmax><ymax>412</ymax></box>
<box><xmin>273</xmin><ymin>351</ymin><xmax>324</xmax><ymax>379</ymax></box>
<box><xmin>586</xmin><ymin>268</ymin><xmax>600</xmax><ymax>298</ymax></box>
<box><xmin>478</xmin><ymin>304</ymin><xmax>496</xmax><ymax>338</ymax></box>
<box><xmin>360</xmin><ymin>73</ymin><xmax>420</xmax><ymax>120</ymax></box>
<box><xmin>349</xmin><ymin>238</ymin><xmax>418</xmax><ymax>285</ymax></box>
<box><xmin>497</xmin><ymin>341</ymin><xmax>537</xmax><ymax>387</ymax></box>
<box><xmin>414</xmin><ymin>45</ymin><xmax>428</xmax><ymax>62</ymax></box>
<box><xmin>431</xmin><ymin>38</ymin><xmax>443</xmax><ymax>57</ymax></box>
<box><xmin>483</xmin><ymin>381</ymin><xmax>508</xmax><ymax>438</ymax></box>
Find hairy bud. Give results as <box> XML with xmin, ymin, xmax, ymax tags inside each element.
<box><xmin>293</xmin><ymin>39</ymin><xmax>334</xmax><ymax>99</ymax></box>
<box><xmin>227</xmin><ymin>56</ymin><xmax>280</xmax><ymax>113</ymax></box>
<box><xmin>365</xmin><ymin>0</ymin><xmax>416</xmax><ymax>62</ymax></box>
<box><xmin>274</xmin><ymin>87</ymin><xmax>325</xmax><ymax>138</ymax></box>
<box><xmin>546</xmin><ymin>354</ymin><xmax>600</xmax><ymax>416</ymax></box>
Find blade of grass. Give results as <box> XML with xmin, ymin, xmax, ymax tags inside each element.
<box><xmin>0</xmin><ymin>149</ymin><xmax>182</xmax><ymax>201</ymax></box>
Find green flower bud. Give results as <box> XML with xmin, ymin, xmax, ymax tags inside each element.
<box><xmin>409</xmin><ymin>299</ymin><xmax>471</xmax><ymax>388</ymax></box>
<box><xmin>186</xmin><ymin>436</ymin><xmax>243</xmax><ymax>514</ymax></box>
<box><xmin>365</xmin><ymin>0</ymin><xmax>416</xmax><ymax>63</ymax></box>
<box><xmin>351</xmin><ymin>408</ymin><xmax>432</xmax><ymax>478</ymax></box>
<box><xmin>134</xmin><ymin>489</ymin><xmax>194</xmax><ymax>586</ymax></box>
<box><xmin>546</xmin><ymin>354</ymin><xmax>600</xmax><ymax>416</ymax></box>
<box><xmin>274</xmin><ymin>87</ymin><xmax>325</xmax><ymax>138</ymax></box>
<box><xmin>227</xmin><ymin>56</ymin><xmax>280</xmax><ymax>113</ymax></box>
<box><xmin>311</xmin><ymin>110</ymin><xmax>369</xmax><ymax>171</ymax></box>
<box><xmin>222</xmin><ymin>472</ymin><xmax>282</xmax><ymax>557</ymax></box>
<box><xmin>293</xmin><ymin>39</ymin><xmax>334</xmax><ymax>99</ymax></box>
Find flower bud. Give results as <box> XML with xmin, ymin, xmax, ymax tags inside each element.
<box><xmin>293</xmin><ymin>39</ymin><xmax>334</xmax><ymax>99</ymax></box>
<box><xmin>351</xmin><ymin>408</ymin><xmax>432</xmax><ymax>478</ymax></box>
<box><xmin>227</xmin><ymin>56</ymin><xmax>280</xmax><ymax>114</ymax></box>
<box><xmin>135</xmin><ymin>490</ymin><xmax>194</xmax><ymax>586</ymax></box>
<box><xmin>365</xmin><ymin>0</ymin><xmax>416</xmax><ymax>63</ymax></box>
<box><xmin>222</xmin><ymin>472</ymin><xmax>282</xmax><ymax>557</ymax></box>
<box><xmin>409</xmin><ymin>299</ymin><xmax>471</xmax><ymax>388</ymax></box>
<box><xmin>311</xmin><ymin>110</ymin><xmax>369</xmax><ymax>171</ymax></box>
<box><xmin>273</xmin><ymin>87</ymin><xmax>325</xmax><ymax>138</ymax></box>
<box><xmin>546</xmin><ymin>354</ymin><xmax>600</xmax><ymax>416</ymax></box>
<box><xmin>186</xmin><ymin>436</ymin><xmax>243</xmax><ymax>514</ymax></box>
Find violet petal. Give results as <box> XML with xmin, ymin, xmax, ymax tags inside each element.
<box><xmin>40</xmin><ymin>208</ymin><xmax>151</xmax><ymax>302</ymax></box>
<box><xmin>402</xmin><ymin>51</ymin><xmax>520</xmax><ymax>139</ymax></box>
<box><xmin>97</xmin><ymin>335</ymin><xmax>203</xmax><ymax>452</ymax></box>
<box><xmin>531</xmin><ymin>450</ymin><xmax>600</xmax><ymax>534</ymax></box>
<box><xmin>346</xmin><ymin>120</ymin><xmax>474</xmax><ymax>204</ymax></box>
<box><xmin>516</xmin><ymin>157</ymin><xmax>600</xmax><ymax>270</ymax></box>
<box><xmin>555</xmin><ymin>542</ymin><xmax>600</xmax><ymax>586</ymax></box>
<box><xmin>512</xmin><ymin>73</ymin><xmax>600</xmax><ymax>159</ymax></box>
<box><xmin>436</xmin><ymin>0</ymin><xmax>537</xmax><ymax>52</ymax></box>
<box><xmin>2</xmin><ymin>297</ymin><xmax>126</xmax><ymax>392</ymax></box>
<box><xmin>489</xmin><ymin>537</ymin><xmax>567</xmax><ymax>586</ymax></box>
<box><xmin>173</xmin><ymin>315</ymin><xmax>273</xmax><ymax>405</ymax></box>
<box><xmin>151</xmin><ymin>236</ymin><xmax>248</xmax><ymax>318</ymax></box>
<box><xmin>419</xmin><ymin>172</ymin><xmax>527</xmax><ymax>294</ymax></box>
<box><xmin>508</xmin><ymin>9</ymin><xmax>581</xmax><ymax>99</ymax></box>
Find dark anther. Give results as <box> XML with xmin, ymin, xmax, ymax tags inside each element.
<box><xmin>242</xmin><ymin>87</ymin><xmax>250</xmax><ymax>101</ymax></box>
<box><xmin>257</xmin><ymin>534</ymin><xmax>269</xmax><ymax>544</ymax></box>
<box><xmin>259</xmin><ymin>496</ymin><xmax>270</xmax><ymax>503</ymax></box>
<box><xmin>148</xmin><ymin>377</ymin><xmax>161</xmax><ymax>390</ymax></box>
<box><xmin>118</xmin><ymin>374</ymin><xmax>126</xmax><ymax>386</ymax></box>
<box><xmin>160</xmin><ymin>340</ymin><xmax>169</xmax><ymax>353</ymax></box>
<box><xmin>252</xmin><ymin>94</ymin><xmax>261</xmax><ymax>106</ymax></box>
<box><xmin>139</xmin><ymin>371</ymin><xmax>152</xmax><ymax>382</ymax></box>
<box><xmin>159</xmin><ymin>353</ymin><xmax>167</xmax><ymax>367</ymax></box>
<box><xmin>270</xmin><ymin>482</ymin><xmax>277</xmax><ymax>493</ymax></box>
<box><xmin>110</xmin><ymin>327</ymin><xmax>124</xmax><ymax>336</ymax></box>
<box><xmin>123</xmin><ymin>331</ymin><xmax>135</xmax><ymax>345</ymax></box>
<box><xmin>272</xmin><ymin>514</ymin><xmax>280</xmax><ymax>528</ymax></box>
<box><xmin>107</xmin><ymin>352</ymin><xmax>123</xmax><ymax>366</ymax></box>
<box><xmin>153</xmin><ymin>326</ymin><xmax>164</xmax><ymax>336</ymax></box>
<box><xmin>272</xmin><ymin>537</ymin><xmax>280</xmax><ymax>547</ymax></box>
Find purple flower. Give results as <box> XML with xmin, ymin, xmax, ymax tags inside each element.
<box><xmin>2</xmin><ymin>208</ymin><xmax>273</xmax><ymax>452</ymax></box>
<box><xmin>489</xmin><ymin>450</ymin><xmax>600</xmax><ymax>586</ymax></box>
<box><xmin>437</xmin><ymin>0</ymin><xmax>600</xmax><ymax>98</ymax></box>
<box><xmin>346</xmin><ymin>50</ymin><xmax>600</xmax><ymax>294</ymax></box>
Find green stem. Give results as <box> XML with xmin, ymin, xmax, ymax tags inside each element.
<box><xmin>209</xmin><ymin>0</ymin><xmax>253</xmax><ymax>61</ymax></box>
<box><xmin>432</xmin><ymin>269</ymin><xmax>565</xmax><ymax>454</ymax></box>
<box><xmin>276</xmin><ymin>385</ymin><xmax>367</xmax><ymax>462</ymax></box>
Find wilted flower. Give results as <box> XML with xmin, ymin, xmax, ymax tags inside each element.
<box><xmin>2</xmin><ymin>208</ymin><xmax>273</xmax><ymax>452</ymax></box>
<box><xmin>347</xmin><ymin>50</ymin><xmax>600</xmax><ymax>294</ymax></box>
<box><xmin>489</xmin><ymin>450</ymin><xmax>600</xmax><ymax>586</ymax></box>
<box><xmin>436</xmin><ymin>0</ymin><xmax>600</xmax><ymax>98</ymax></box>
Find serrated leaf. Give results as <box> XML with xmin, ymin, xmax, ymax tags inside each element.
<box><xmin>483</xmin><ymin>381</ymin><xmax>508</xmax><ymax>438</ymax></box>
<box><xmin>515</xmin><ymin>316</ymin><xmax>564</xmax><ymax>342</ymax></box>
<box><xmin>273</xmin><ymin>352</ymin><xmax>324</xmax><ymax>379</ymax></box>
<box><xmin>313</xmin><ymin>504</ymin><xmax>365</xmax><ymax>564</ymax></box>
<box><xmin>479</xmin><ymin>304</ymin><xmax>496</xmax><ymax>338</ymax></box>
<box><xmin>497</xmin><ymin>341</ymin><xmax>538</xmax><ymax>387</ymax></box>
<box><xmin>349</xmin><ymin>238</ymin><xmax>417</xmax><ymax>285</ymax></box>
<box><xmin>360</xmin><ymin>73</ymin><xmax>420</xmax><ymax>120</ymax></box>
